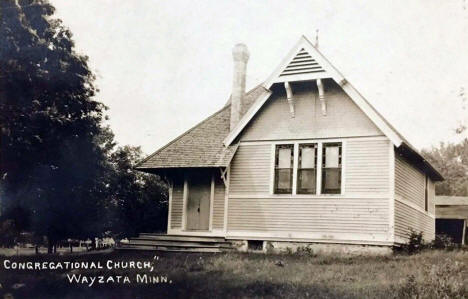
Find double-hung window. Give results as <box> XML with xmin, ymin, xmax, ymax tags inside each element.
<box><xmin>297</xmin><ymin>144</ymin><xmax>317</xmax><ymax>194</ymax></box>
<box><xmin>274</xmin><ymin>144</ymin><xmax>294</xmax><ymax>194</ymax></box>
<box><xmin>273</xmin><ymin>141</ymin><xmax>342</xmax><ymax>195</ymax></box>
<box><xmin>321</xmin><ymin>143</ymin><xmax>342</xmax><ymax>194</ymax></box>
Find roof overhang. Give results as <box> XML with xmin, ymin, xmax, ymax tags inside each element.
<box><xmin>223</xmin><ymin>90</ymin><xmax>272</xmax><ymax>146</ymax></box>
<box><xmin>435</xmin><ymin>196</ymin><xmax>468</xmax><ymax>205</ymax></box>
<box><xmin>396</xmin><ymin>142</ymin><xmax>444</xmax><ymax>181</ymax></box>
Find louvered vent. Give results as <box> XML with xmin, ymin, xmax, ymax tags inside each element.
<box><xmin>279</xmin><ymin>48</ymin><xmax>325</xmax><ymax>77</ymax></box>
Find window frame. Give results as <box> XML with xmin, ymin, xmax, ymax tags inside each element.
<box><xmin>296</xmin><ymin>143</ymin><xmax>318</xmax><ymax>194</ymax></box>
<box><xmin>321</xmin><ymin>142</ymin><xmax>343</xmax><ymax>194</ymax></box>
<box><xmin>271</xmin><ymin>139</ymin><xmax>345</xmax><ymax>196</ymax></box>
<box><xmin>273</xmin><ymin>144</ymin><xmax>295</xmax><ymax>194</ymax></box>
<box><xmin>424</xmin><ymin>175</ymin><xmax>428</xmax><ymax>212</ymax></box>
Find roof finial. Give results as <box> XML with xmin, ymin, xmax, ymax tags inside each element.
<box><xmin>315</xmin><ymin>29</ymin><xmax>319</xmax><ymax>48</ymax></box>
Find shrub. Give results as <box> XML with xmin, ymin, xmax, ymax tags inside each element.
<box><xmin>400</xmin><ymin>229</ymin><xmax>426</xmax><ymax>254</ymax></box>
<box><xmin>296</xmin><ymin>245</ymin><xmax>316</xmax><ymax>257</ymax></box>
<box><xmin>430</xmin><ymin>234</ymin><xmax>458</xmax><ymax>250</ymax></box>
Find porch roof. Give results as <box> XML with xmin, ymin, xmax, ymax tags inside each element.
<box><xmin>435</xmin><ymin>196</ymin><xmax>468</xmax><ymax>206</ymax></box>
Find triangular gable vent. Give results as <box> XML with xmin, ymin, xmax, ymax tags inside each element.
<box><xmin>279</xmin><ymin>48</ymin><xmax>325</xmax><ymax>77</ymax></box>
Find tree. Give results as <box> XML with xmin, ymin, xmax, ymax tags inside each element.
<box><xmin>106</xmin><ymin>146</ymin><xmax>168</xmax><ymax>238</ymax></box>
<box><xmin>0</xmin><ymin>0</ymin><xmax>168</xmax><ymax>251</ymax></box>
<box><xmin>0</xmin><ymin>0</ymin><xmax>114</xmax><ymax>251</ymax></box>
<box><xmin>455</xmin><ymin>87</ymin><xmax>467</xmax><ymax>134</ymax></box>
<box><xmin>422</xmin><ymin>139</ymin><xmax>468</xmax><ymax>196</ymax></box>
<box><xmin>422</xmin><ymin>86</ymin><xmax>468</xmax><ymax>196</ymax></box>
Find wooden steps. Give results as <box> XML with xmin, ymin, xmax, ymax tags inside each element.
<box><xmin>117</xmin><ymin>233</ymin><xmax>234</xmax><ymax>253</ymax></box>
<box><xmin>119</xmin><ymin>246</ymin><xmax>224</xmax><ymax>253</ymax></box>
<box><xmin>138</xmin><ymin>233</ymin><xmax>226</xmax><ymax>242</ymax></box>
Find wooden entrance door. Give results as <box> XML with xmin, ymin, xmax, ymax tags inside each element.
<box><xmin>186</xmin><ymin>174</ymin><xmax>211</xmax><ymax>230</ymax></box>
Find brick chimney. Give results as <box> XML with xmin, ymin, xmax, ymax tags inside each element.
<box><xmin>230</xmin><ymin>43</ymin><xmax>250</xmax><ymax>131</ymax></box>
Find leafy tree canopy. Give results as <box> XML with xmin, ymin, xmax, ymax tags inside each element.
<box><xmin>0</xmin><ymin>0</ymin><xmax>167</xmax><ymax>248</ymax></box>
<box><xmin>422</xmin><ymin>139</ymin><xmax>468</xmax><ymax>196</ymax></box>
<box><xmin>106</xmin><ymin>146</ymin><xmax>168</xmax><ymax>238</ymax></box>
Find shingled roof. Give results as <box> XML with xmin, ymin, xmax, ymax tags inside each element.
<box><xmin>136</xmin><ymin>85</ymin><xmax>268</xmax><ymax>170</ymax></box>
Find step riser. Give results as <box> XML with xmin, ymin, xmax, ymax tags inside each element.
<box><xmin>119</xmin><ymin>249</ymin><xmax>233</xmax><ymax>253</ymax></box>
<box><xmin>129</xmin><ymin>237</ymin><xmax>231</xmax><ymax>244</ymax></box>
<box><xmin>125</xmin><ymin>241</ymin><xmax>232</xmax><ymax>248</ymax></box>
<box><xmin>137</xmin><ymin>235</ymin><xmax>226</xmax><ymax>242</ymax></box>
<box><xmin>133</xmin><ymin>237</ymin><xmax>230</xmax><ymax>244</ymax></box>
<box><xmin>118</xmin><ymin>246</ymin><xmax>231</xmax><ymax>253</ymax></box>
<box><xmin>118</xmin><ymin>234</ymin><xmax>234</xmax><ymax>253</ymax></box>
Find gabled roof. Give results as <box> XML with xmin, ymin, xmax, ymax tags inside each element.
<box><xmin>222</xmin><ymin>36</ymin><xmax>443</xmax><ymax>181</ymax></box>
<box><xmin>138</xmin><ymin>36</ymin><xmax>443</xmax><ymax>181</ymax></box>
<box><xmin>136</xmin><ymin>85</ymin><xmax>268</xmax><ymax>170</ymax></box>
<box><xmin>224</xmin><ymin>35</ymin><xmax>403</xmax><ymax>147</ymax></box>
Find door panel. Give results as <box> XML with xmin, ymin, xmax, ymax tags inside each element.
<box><xmin>186</xmin><ymin>174</ymin><xmax>211</xmax><ymax>230</ymax></box>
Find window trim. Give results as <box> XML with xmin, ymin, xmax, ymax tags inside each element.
<box><xmin>270</xmin><ymin>139</ymin><xmax>346</xmax><ymax>196</ymax></box>
<box><xmin>273</xmin><ymin>144</ymin><xmax>294</xmax><ymax>194</ymax></box>
<box><xmin>321</xmin><ymin>142</ymin><xmax>343</xmax><ymax>194</ymax></box>
<box><xmin>424</xmin><ymin>175</ymin><xmax>428</xmax><ymax>212</ymax></box>
<box><xmin>296</xmin><ymin>143</ymin><xmax>318</xmax><ymax>194</ymax></box>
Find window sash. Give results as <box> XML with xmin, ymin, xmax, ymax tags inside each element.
<box><xmin>297</xmin><ymin>144</ymin><xmax>317</xmax><ymax>194</ymax></box>
<box><xmin>321</xmin><ymin>143</ymin><xmax>342</xmax><ymax>194</ymax></box>
<box><xmin>274</xmin><ymin>144</ymin><xmax>294</xmax><ymax>194</ymax></box>
<box><xmin>297</xmin><ymin>169</ymin><xmax>316</xmax><ymax>194</ymax></box>
<box><xmin>321</xmin><ymin>168</ymin><xmax>342</xmax><ymax>194</ymax></box>
<box><xmin>274</xmin><ymin>168</ymin><xmax>293</xmax><ymax>193</ymax></box>
<box><xmin>272</xmin><ymin>141</ymin><xmax>343</xmax><ymax>195</ymax></box>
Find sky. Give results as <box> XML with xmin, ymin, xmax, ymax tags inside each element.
<box><xmin>50</xmin><ymin>0</ymin><xmax>468</xmax><ymax>154</ymax></box>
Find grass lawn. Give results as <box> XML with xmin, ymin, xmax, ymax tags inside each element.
<box><xmin>0</xmin><ymin>249</ymin><xmax>467</xmax><ymax>299</ymax></box>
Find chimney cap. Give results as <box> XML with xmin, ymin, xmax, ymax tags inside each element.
<box><xmin>232</xmin><ymin>43</ymin><xmax>249</xmax><ymax>62</ymax></box>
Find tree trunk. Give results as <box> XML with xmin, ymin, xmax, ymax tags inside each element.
<box><xmin>48</xmin><ymin>238</ymin><xmax>57</xmax><ymax>254</ymax></box>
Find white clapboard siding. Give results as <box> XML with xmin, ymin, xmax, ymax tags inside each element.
<box><xmin>395</xmin><ymin>201</ymin><xmax>435</xmax><ymax>241</ymax></box>
<box><xmin>229</xmin><ymin>144</ymin><xmax>271</xmax><ymax>194</ymax></box>
<box><xmin>227</xmin><ymin>137</ymin><xmax>391</xmax><ymax>241</ymax></box>
<box><xmin>228</xmin><ymin>197</ymin><xmax>389</xmax><ymax>233</ymax></box>
<box><xmin>394</xmin><ymin>153</ymin><xmax>435</xmax><ymax>241</ymax></box>
<box><xmin>241</xmin><ymin>83</ymin><xmax>383</xmax><ymax>142</ymax></box>
<box><xmin>345</xmin><ymin>139</ymin><xmax>390</xmax><ymax>194</ymax></box>
<box><xmin>170</xmin><ymin>180</ymin><xmax>184</xmax><ymax>229</ymax></box>
<box><xmin>395</xmin><ymin>154</ymin><xmax>425</xmax><ymax>208</ymax></box>
<box><xmin>212</xmin><ymin>175</ymin><xmax>225</xmax><ymax>230</ymax></box>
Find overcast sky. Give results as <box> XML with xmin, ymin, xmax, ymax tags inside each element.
<box><xmin>51</xmin><ymin>0</ymin><xmax>468</xmax><ymax>154</ymax></box>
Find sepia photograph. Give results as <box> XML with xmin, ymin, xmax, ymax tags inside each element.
<box><xmin>0</xmin><ymin>0</ymin><xmax>467</xmax><ymax>298</ymax></box>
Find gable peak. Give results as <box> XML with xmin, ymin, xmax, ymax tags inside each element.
<box><xmin>279</xmin><ymin>47</ymin><xmax>326</xmax><ymax>78</ymax></box>
<box><xmin>264</xmin><ymin>35</ymin><xmax>344</xmax><ymax>87</ymax></box>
